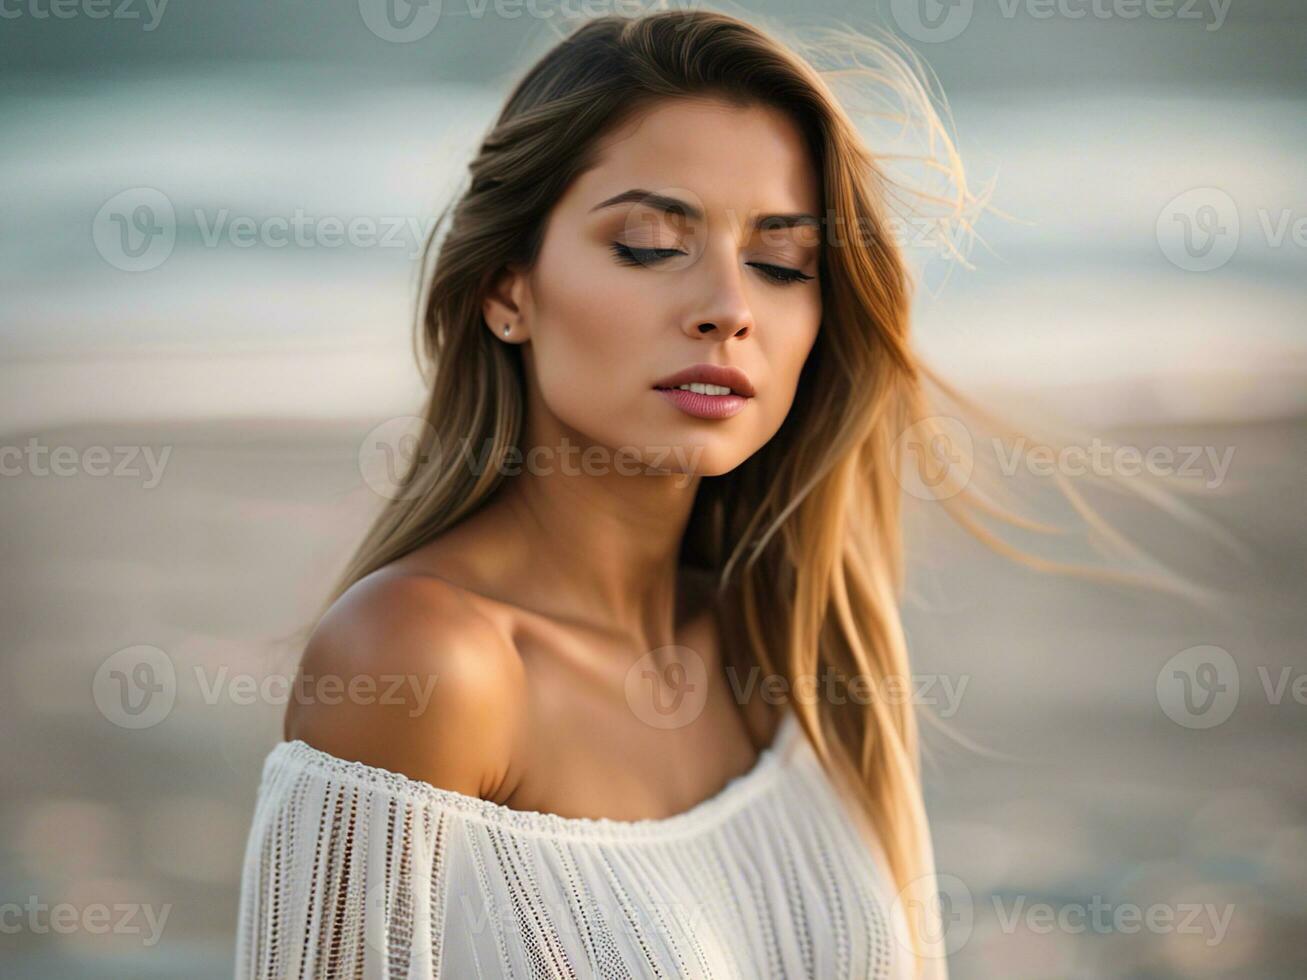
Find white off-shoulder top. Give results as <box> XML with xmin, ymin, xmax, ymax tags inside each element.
<box><xmin>234</xmin><ymin>710</ymin><xmax>915</xmax><ymax>979</ymax></box>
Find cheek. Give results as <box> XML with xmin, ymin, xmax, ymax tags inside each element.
<box><xmin>761</xmin><ymin>295</ymin><xmax>822</xmax><ymax>417</ymax></box>
<box><xmin>527</xmin><ymin>245</ymin><xmax>655</xmax><ymax>427</ymax></box>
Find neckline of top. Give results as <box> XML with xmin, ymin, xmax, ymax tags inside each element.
<box><xmin>271</xmin><ymin>710</ymin><xmax>804</xmax><ymax>842</ymax></box>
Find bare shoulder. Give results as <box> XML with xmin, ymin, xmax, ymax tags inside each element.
<box><xmin>285</xmin><ymin>568</ymin><xmax>528</xmax><ymax>800</ymax></box>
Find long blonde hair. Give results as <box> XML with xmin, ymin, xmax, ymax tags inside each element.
<box><xmin>311</xmin><ymin>9</ymin><xmax>1216</xmax><ymax>973</ymax></box>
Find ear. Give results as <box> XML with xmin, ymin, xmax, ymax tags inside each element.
<box><xmin>481</xmin><ymin>263</ymin><xmax>531</xmax><ymax>343</ymax></box>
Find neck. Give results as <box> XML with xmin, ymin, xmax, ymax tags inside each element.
<box><xmin>484</xmin><ymin>403</ymin><xmax>705</xmax><ymax>648</ymax></box>
<box><xmin>495</xmin><ymin>462</ymin><xmax>698</xmax><ymax>647</ymax></box>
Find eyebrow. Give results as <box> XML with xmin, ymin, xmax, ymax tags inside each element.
<box><xmin>589</xmin><ymin>188</ymin><xmax>820</xmax><ymax>229</ymax></box>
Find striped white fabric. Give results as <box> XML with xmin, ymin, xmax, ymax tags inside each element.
<box><xmin>235</xmin><ymin>710</ymin><xmax>915</xmax><ymax>979</ymax></box>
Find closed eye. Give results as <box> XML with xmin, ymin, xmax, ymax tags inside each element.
<box><xmin>609</xmin><ymin>242</ymin><xmax>686</xmax><ymax>266</ymax></box>
<box><xmin>747</xmin><ymin>262</ymin><xmax>815</xmax><ymax>285</ymax></box>
<box><xmin>610</xmin><ymin>242</ymin><xmax>815</xmax><ymax>285</ymax></box>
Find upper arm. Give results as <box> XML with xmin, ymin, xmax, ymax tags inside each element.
<box><xmin>285</xmin><ymin>571</ymin><xmax>526</xmax><ymax>800</ymax></box>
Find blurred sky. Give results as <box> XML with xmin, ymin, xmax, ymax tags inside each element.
<box><xmin>2</xmin><ymin>0</ymin><xmax>1305</xmax><ymax>432</ymax></box>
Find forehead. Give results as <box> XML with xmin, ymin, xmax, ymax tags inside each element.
<box><xmin>568</xmin><ymin>97</ymin><xmax>822</xmax><ymax>218</ymax></box>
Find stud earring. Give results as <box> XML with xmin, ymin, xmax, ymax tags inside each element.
<box><xmin>502</xmin><ymin>324</ymin><xmax>511</xmax><ymax>335</ymax></box>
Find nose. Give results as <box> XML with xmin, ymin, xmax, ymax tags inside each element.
<box><xmin>687</xmin><ymin>316</ymin><xmax>752</xmax><ymax>340</ymax></box>
<box><xmin>681</xmin><ymin>251</ymin><xmax>754</xmax><ymax>341</ymax></box>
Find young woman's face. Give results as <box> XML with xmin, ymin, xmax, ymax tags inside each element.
<box><xmin>488</xmin><ymin>97</ymin><xmax>823</xmax><ymax>478</ymax></box>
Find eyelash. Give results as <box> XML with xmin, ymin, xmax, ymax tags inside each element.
<box><xmin>608</xmin><ymin>242</ymin><xmax>815</xmax><ymax>285</ymax></box>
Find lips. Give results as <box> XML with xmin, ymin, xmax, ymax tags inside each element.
<box><xmin>654</xmin><ymin>387</ymin><xmax>750</xmax><ymax>420</ymax></box>
<box><xmin>651</xmin><ymin>363</ymin><xmax>756</xmax><ymax>398</ymax></box>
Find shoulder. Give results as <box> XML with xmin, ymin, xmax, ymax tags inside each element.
<box><xmin>284</xmin><ymin>569</ymin><xmax>527</xmax><ymax>800</ymax></box>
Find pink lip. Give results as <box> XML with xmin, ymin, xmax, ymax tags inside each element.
<box><xmin>652</xmin><ymin>362</ymin><xmax>756</xmax><ymax>398</ymax></box>
<box><xmin>654</xmin><ymin>387</ymin><xmax>750</xmax><ymax>419</ymax></box>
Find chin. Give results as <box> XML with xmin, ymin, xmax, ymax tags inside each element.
<box><xmin>661</xmin><ymin>440</ymin><xmax>753</xmax><ymax>480</ymax></box>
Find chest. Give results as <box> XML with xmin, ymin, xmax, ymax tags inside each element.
<box><xmin>499</xmin><ymin>614</ymin><xmax>776</xmax><ymax>823</ymax></box>
<box><xmin>443</xmin><ymin>771</ymin><xmax>901</xmax><ymax>980</ymax></box>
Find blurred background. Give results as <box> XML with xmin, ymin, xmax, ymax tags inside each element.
<box><xmin>2</xmin><ymin>0</ymin><xmax>1304</xmax><ymax>977</ymax></box>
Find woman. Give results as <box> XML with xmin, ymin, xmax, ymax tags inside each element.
<box><xmin>235</xmin><ymin>10</ymin><xmax>981</xmax><ymax>978</ymax></box>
